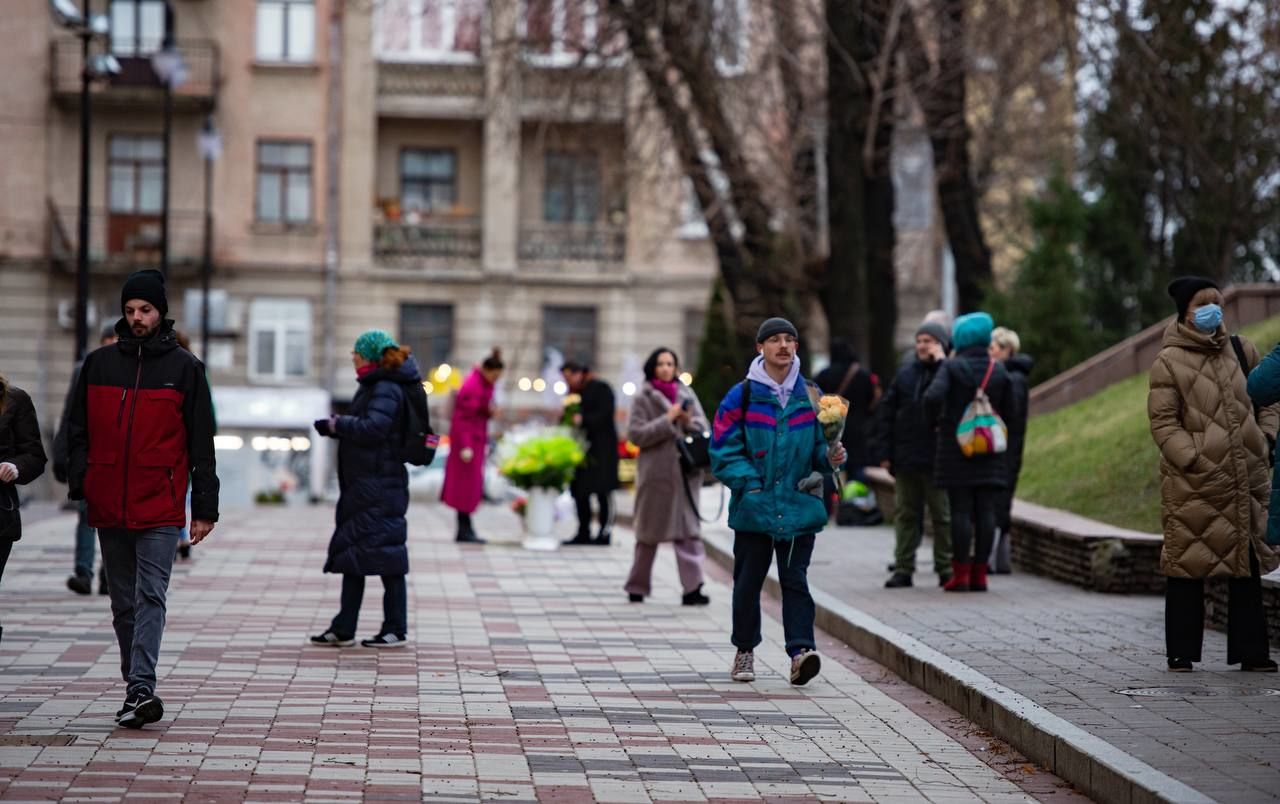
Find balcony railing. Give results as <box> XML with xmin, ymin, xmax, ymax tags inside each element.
<box><xmin>50</xmin><ymin>204</ymin><xmax>204</xmax><ymax>274</ymax></box>
<box><xmin>374</xmin><ymin>218</ymin><xmax>483</xmax><ymax>263</ymax></box>
<box><xmin>518</xmin><ymin>224</ymin><xmax>625</xmax><ymax>264</ymax></box>
<box><xmin>51</xmin><ymin>38</ymin><xmax>220</xmax><ymax>110</ymax></box>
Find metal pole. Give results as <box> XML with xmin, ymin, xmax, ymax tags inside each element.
<box><xmin>160</xmin><ymin>82</ymin><xmax>172</xmax><ymax>276</ymax></box>
<box><xmin>74</xmin><ymin>9</ymin><xmax>92</xmax><ymax>361</ymax></box>
<box><xmin>320</xmin><ymin>1</ymin><xmax>343</xmax><ymax>395</ymax></box>
<box><xmin>200</xmin><ymin>133</ymin><xmax>212</xmax><ymax>359</ymax></box>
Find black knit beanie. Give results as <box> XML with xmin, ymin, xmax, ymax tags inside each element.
<box><xmin>756</xmin><ymin>317</ymin><xmax>799</xmax><ymax>343</ymax></box>
<box><xmin>1167</xmin><ymin>276</ymin><xmax>1218</xmax><ymax>320</ymax></box>
<box><xmin>120</xmin><ymin>269</ymin><xmax>168</xmax><ymax>317</ymax></box>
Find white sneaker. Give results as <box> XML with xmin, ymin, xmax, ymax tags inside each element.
<box><xmin>731</xmin><ymin>651</ymin><xmax>755</xmax><ymax>682</ymax></box>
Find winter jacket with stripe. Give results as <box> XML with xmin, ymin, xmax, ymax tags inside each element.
<box><xmin>67</xmin><ymin>319</ymin><xmax>219</xmax><ymax>530</ymax></box>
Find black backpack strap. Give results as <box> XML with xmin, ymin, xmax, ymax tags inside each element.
<box><xmin>1230</xmin><ymin>335</ymin><xmax>1261</xmax><ymax>420</ymax></box>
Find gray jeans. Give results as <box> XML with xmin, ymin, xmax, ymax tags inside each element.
<box><xmin>99</xmin><ymin>526</ymin><xmax>181</xmax><ymax>698</ymax></box>
<box><xmin>74</xmin><ymin>500</ymin><xmax>96</xmax><ymax>578</ymax></box>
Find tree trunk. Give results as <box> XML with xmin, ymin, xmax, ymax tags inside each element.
<box><xmin>824</xmin><ymin>0</ymin><xmax>871</xmax><ymax>361</ymax></box>
<box><xmin>864</xmin><ymin>45</ymin><xmax>898</xmax><ymax>378</ymax></box>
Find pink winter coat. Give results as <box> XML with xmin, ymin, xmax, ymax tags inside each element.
<box><xmin>441</xmin><ymin>369</ymin><xmax>494</xmax><ymax>514</ymax></box>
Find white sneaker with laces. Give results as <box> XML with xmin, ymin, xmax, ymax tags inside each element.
<box><xmin>731</xmin><ymin>651</ymin><xmax>755</xmax><ymax>682</ymax></box>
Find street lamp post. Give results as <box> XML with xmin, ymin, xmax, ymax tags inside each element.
<box><xmin>197</xmin><ymin>116</ymin><xmax>221</xmax><ymax>360</ymax></box>
<box><xmin>150</xmin><ymin>1</ymin><xmax>186</xmax><ymax>277</ymax></box>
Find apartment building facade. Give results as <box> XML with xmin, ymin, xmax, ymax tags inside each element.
<box><xmin>0</xmin><ymin>0</ymin><xmax>965</xmax><ymax>504</ymax></box>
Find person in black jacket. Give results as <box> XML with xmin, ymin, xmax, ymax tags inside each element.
<box><xmin>68</xmin><ymin>270</ymin><xmax>219</xmax><ymax>729</ymax></box>
<box><xmin>923</xmin><ymin>312</ymin><xmax>1015</xmax><ymax>592</ymax></box>
<box><xmin>0</xmin><ymin>373</ymin><xmax>48</xmax><ymax>645</ymax></box>
<box><xmin>874</xmin><ymin>322</ymin><xmax>953</xmax><ymax>589</ymax></box>
<box><xmin>562</xmin><ymin>361</ymin><xmax>620</xmax><ymax>546</ymax></box>
<box><xmin>53</xmin><ymin>322</ymin><xmax>118</xmax><ymax>596</ymax></box>
<box><xmin>311</xmin><ymin>330</ymin><xmax>420</xmax><ymax>650</ymax></box>
<box><xmin>988</xmin><ymin>327</ymin><xmax>1032</xmax><ymax>575</ymax></box>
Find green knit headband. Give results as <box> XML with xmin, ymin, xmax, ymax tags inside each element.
<box><xmin>354</xmin><ymin>329</ymin><xmax>398</xmax><ymax>361</ymax></box>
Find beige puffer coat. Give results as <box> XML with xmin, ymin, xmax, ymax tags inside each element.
<box><xmin>1148</xmin><ymin>321</ymin><xmax>1280</xmax><ymax>578</ymax></box>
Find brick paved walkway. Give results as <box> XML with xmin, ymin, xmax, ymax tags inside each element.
<box><xmin>0</xmin><ymin>503</ymin><xmax>1055</xmax><ymax>803</ymax></box>
<box><xmin>704</xmin><ymin>520</ymin><xmax>1280</xmax><ymax>803</ymax></box>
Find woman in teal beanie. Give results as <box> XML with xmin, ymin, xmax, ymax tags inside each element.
<box><xmin>923</xmin><ymin>312</ymin><xmax>1016</xmax><ymax>592</ymax></box>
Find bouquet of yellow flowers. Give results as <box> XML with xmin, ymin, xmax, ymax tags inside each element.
<box><xmin>816</xmin><ymin>394</ymin><xmax>849</xmax><ymax>446</ymax></box>
<box><xmin>560</xmin><ymin>393</ymin><xmax>582</xmax><ymax>427</ymax></box>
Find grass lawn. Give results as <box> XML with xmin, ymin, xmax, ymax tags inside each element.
<box><xmin>1017</xmin><ymin>314</ymin><xmax>1280</xmax><ymax>533</ymax></box>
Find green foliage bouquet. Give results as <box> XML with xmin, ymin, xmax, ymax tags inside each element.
<box><xmin>499</xmin><ymin>427</ymin><xmax>586</xmax><ymax>492</ymax></box>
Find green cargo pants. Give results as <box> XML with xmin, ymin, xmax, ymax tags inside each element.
<box><xmin>892</xmin><ymin>472</ymin><xmax>952</xmax><ymax>575</ymax></box>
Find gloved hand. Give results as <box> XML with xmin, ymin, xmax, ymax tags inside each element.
<box><xmin>796</xmin><ymin>471</ymin><xmax>824</xmax><ymax>499</ymax></box>
<box><xmin>313</xmin><ymin>416</ymin><xmax>337</xmax><ymax>438</ymax></box>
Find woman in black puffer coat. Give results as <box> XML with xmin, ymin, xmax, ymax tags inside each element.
<box><xmin>924</xmin><ymin>313</ymin><xmax>1015</xmax><ymax>593</ymax></box>
<box><xmin>311</xmin><ymin>330</ymin><xmax>421</xmax><ymax>649</ymax></box>
<box><xmin>0</xmin><ymin>374</ymin><xmax>47</xmax><ymax>644</ymax></box>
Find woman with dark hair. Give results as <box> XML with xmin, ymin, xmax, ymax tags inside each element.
<box><xmin>442</xmin><ymin>349</ymin><xmax>505</xmax><ymax>543</ymax></box>
<box><xmin>310</xmin><ymin>330</ymin><xmax>421</xmax><ymax>649</ymax></box>
<box><xmin>623</xmin><ymin>348</ymin><xmax>711</xmax><ymax>604</ymax></box>
<box><xmin>0</xmin><ymin>373</ymin><xmax>48</xmax><ymax>643</ymax></box>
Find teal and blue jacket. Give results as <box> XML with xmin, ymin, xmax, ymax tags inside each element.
<box><xmin>709</xmin><ymin>377</ymin><xmax>832</xmax><ymax>540</ymax></box>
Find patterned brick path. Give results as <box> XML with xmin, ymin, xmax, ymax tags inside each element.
<box><xmin>1</xmin><ymin>503</ymin><xmax>1052</xmax><ymax>802</ymax></box>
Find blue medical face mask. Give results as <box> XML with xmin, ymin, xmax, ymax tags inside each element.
<box><xmin>1192</xmin><ymin>303</ymin><xmax>1223</xmax><ymax>333</ymax></box>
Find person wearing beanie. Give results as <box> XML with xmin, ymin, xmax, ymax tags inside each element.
<box><xmin>54</xmin><ymin>323</ymin><xmax>120</xmax><ymax>596</ymax></box>
<box><xmin>710</xmin><ymin>316</ymin><xmax>846</xmax><ymax>687</ymax></box>
<box><xmin>873</xmin><ymin>320</ymin><xmax>953</xmax><ymax>589</ymax></box>
<box><xmin>66</xmin><ymin>272</ymin><xmax>219</xmax><ymax>728</ymax></box>
<box><xmin>1150</xmin><ymin>278</ymin><xmax>1278</xmax><ymax>672</ymax></box>
<box><xmin>987</xmin><ymin>327</ymin><xmax>1033</xmax><ymax>575</ymax></box>
<box><xmin>311</xmin><ymin>330</ymin><xmax>423</xmax><ymax>650</ymax></box>
<box><xmin>923</xmin><ymin>311</ymin><xmax>1015</xmax><ymax>593</ymax></box>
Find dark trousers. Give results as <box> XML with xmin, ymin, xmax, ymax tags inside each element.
<box><xmin>948</xmin><ymin>486</ymin><xmax>999</xmax><ymax>564</ymax></box>
<box><xmin>457</xmin><ymin>511</ymin><xmax>473</xmax><ymax>537</ymax></box>
<box><xmin>0</xmin><ymin>537</ymin><xmax>11</xmax><ymax>643</ymax></box>
<box><xmin>1166</xmin><ymin>548</ymin><xmax>1270</xmax><ymax>664</ymax></box>
<box><xmin>330</xmin><ymin>574</ymin><xmax>407</xmax><ymax>639</ymax></box>
<box><xmin>574</xmin><ymin>491</ymin><xmax>613</xmax><ymax>538</ymax></box>
<box><xmin>99</xmin><ymin>526</ymin><xmax>181</xmax><ymax>698</ymax></box>
<box><xmin>731</xmin><ymin>532</ymin><xmax>816</xmax><ymax>656</ymax></box>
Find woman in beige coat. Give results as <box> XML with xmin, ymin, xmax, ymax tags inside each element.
<box><xmin>624</xmin><ymin>348</ymin><xmax>711</xmax><ymax>605</ymax></box>
<box><xmin>1148</xmin><ymin>276</ymin><xmax>1278</xmax><ymax>673</ymax></box>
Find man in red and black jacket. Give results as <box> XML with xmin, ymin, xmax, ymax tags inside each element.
<box><xmin>67</xmin><ymin>269</ymin><xmax>219</xmax><ymax>729</ymax></box>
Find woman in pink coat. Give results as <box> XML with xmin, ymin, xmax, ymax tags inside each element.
<box><xmin>442</xmin><ymin>350</ymin><xmax>504</xmax><ymax>543</ymax></box>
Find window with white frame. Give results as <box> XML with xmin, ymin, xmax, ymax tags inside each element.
<box><xmin>249</xmin><ymin>299</ymin><xmax>312</xmax><ymax>381</ymax></box>
<box><xmin>522</xmin><ymin>0</ymin><xmax>598</xmax><ymax>64</ymax></box>
<box><xmin>256</xmin><ymin>141</ymin><xmax>313</xmax><ymax>224</ymax></box>
<box><xmin>400</xmin><ymin>149</ymin><xmax>458</xmax><ymax>213</ymax></box>
<box><xmin>256</xmin><ymin>0</ymin><xmax>316</xmax><ymax>63</ymax></box>
<box><xmin>712</xmin><ymin>0</ymin><xmax>749</xmax><ymax>76</ymax></box>
<box><xmin>108</xmin><ymin>135</ymin><xmax>164</xmax><ymax>214</ymax></box>
<box><xmin>109</xmin><ymin>0</ymin><xmax>166</xmax><ymax>56</ymax></box>
<box><xmin>376</xmin><ymin>0</ymin><xmax>484</xmax><ymax>61</ymax></box>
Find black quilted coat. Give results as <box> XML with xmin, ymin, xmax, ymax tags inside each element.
<box><xmin>325</xmin><ymin>358</ymin><xmax>421</xmax><ymax>576</ymax></box>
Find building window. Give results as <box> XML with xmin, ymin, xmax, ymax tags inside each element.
<box><xmin>683</xmin><ymin>308</ymin><xmax>706</xmax><ymax>372</ymax></box>
<box><xmin>400</xmin><ymin>149</ymin><xmax>457</xmax><ymax>214</ymax></box>
<box><xmin>544</xmin><ymin>151</ymin><xmax>600</xmax><ymax>224</ymax></box>
<box><xmin>399</xmin><ymin>303</ymin><xmax>454</xmax><ymax>371</ymax></box>
<box><xmin>376</xmin><ymin>0</ymin><xmax>483</xmax><ymax>61</ymax></box>
<box><xmin>108</xmin><ymin>135</ymin><xmax>164</xmax><ymax>214</ymax></box>
<box><xmin>523</xmin><ymin>0</ymin><xmax>598</xmax><ymax>63</ymax></box>
<box><xmin>249</xmin><ymin>299</ymin><xmax>311</xmax><ymax>381</ymax></box>
<box><xmin>543</xmin><ymin>305</ymin><xmax>596</xmax><ymax>367</ymax></box>
<box><xmin>712</xmin><ymin>0</ymin><xmax>749</xmax><ymax>76</ymax></box>
<box><xmin>256</xmin><ymin>141</ymin><xmax>312</xmax><ymax>224</ymax></box>
<box><xmin>110</xmin><ymin>0</ymin><xmax>166</xmax><ymax>56</ymax></box>
<box><xmin>256</xmin><ymin>0</ymin><xmax>316</xmax><ymax>63</ymax></box>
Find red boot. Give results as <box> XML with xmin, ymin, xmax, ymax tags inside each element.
<box><xmin>942</xmin><ymin>561</ymin><xmax>971</xmax><ymax>592</ymax></box>
<box><xmin>970</xmin><ymin>563</ymin><xmax>988</xmax><ymax>592</ymax></box>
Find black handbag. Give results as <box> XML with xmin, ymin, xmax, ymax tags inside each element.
<box><xmin>0</xmin><ymin>485</ymin><xmax>20</xmax><ymax>542</ymax></box>
<box><xmin>675</xmin><ymin>429</ymin><xmax>712</xmax><ymax>474</ymax></box>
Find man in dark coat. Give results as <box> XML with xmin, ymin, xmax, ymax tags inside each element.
<box><xmin>68</xmin><ymin>270</ymin><xmax>219</xmax><ymax>728</ymax></box>
<box><xmin>311</xmin><ymin>330</ymin><xmax>419</xmax><ymax>649</ymax></box>
<box><xmin>54</xmin><ymin>322</ymin><xmax>118</xmax><ymax>596</ymax></box>
<box><xmin>923</xmin><ymin>312</ymin><xmax>1015</xmax><ymax>592</ymax></box>
<box><xmin>814</xmin><ymin>339</ymin><xmax>878</xmax><ymax>476</ymax></box>
<box><xmin>874</xmin><ymin>321</ymin><xmax>953</xmax><ymax>588</ymax></box>
<box><xmin>562</xmin><ymin>361</ymin><xmax>620</xmax><ymax>546</ymax></box>
<box><xmin>988</xmin><ymin>327</ymin><xmax>1033</xmax><ymax>574</ymax></box>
